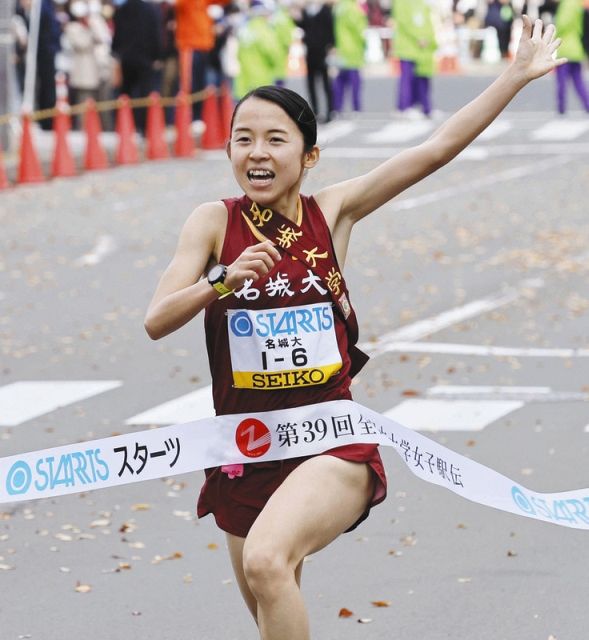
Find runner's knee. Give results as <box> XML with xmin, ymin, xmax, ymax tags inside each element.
<box><xmin>242</xmin><ymin>542</ymin><xmax>292</xmax><ymax>598</ymax></box>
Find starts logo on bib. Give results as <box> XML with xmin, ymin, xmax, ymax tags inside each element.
<box><xmin>235</xmin><ymin>418</ymin><xmax>272</xmax><ymax>458</ymax></box>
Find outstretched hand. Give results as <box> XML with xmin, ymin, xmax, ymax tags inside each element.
<box><xmin>514</xmin><ymin>15</ymin><xmax>567</xmax><ymax>81</ymax></box>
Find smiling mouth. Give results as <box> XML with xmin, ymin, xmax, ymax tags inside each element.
<box><xmin>247</xmin><ymin>169</ymin><xmax>275</xmax><ymax>184</ymax></box>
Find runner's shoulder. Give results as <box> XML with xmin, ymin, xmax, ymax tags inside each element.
<box><xmin>182</xmin><ymin>200</ymin><xmax>228</xmax><ymax>242</ymax></box>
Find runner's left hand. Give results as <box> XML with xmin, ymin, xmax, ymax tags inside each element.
<box><xmin>514</xmin><ymin>15</ymin><xmax>566</xmax><ymax>82</ymax></box>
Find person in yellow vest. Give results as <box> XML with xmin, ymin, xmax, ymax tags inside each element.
<box><xmin>554</xmin><ymin>0</ymin><xmax>589</xmax><ymax>113</ymax></box>
<box><xmin>235</xmin><ymin>0</ymin><xmax>282</xmax><ymax>99</ymax></box>
<box><xmin>272</xmin><ymin>1</ymin><xmax>296</xmax><ymax>86</ymax></box>
<box><xmin>393</xmin><ymin>0</ymin><xmax>437</xmax><ymax>117</ymax></box>
<box><xmin>332</xmin><ymin>0</ymin><xmax>368</xmax><ymax>113</ymax></box>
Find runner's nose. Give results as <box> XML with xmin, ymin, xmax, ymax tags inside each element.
<box><xmin>249</xmin><ymin>141</ymin><xmax>270</xmax><ymax>160</ymax></box>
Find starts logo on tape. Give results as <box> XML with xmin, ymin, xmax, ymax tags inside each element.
<box><xmin>5</xmin><ymin>449</ymin><xmax>109</xmax><ymax>497</ymax></box>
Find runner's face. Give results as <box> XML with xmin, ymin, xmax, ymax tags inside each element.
<box><xmin>228</xmin><ymin>97</ymin><xmax>314</xmax><ymax>208</ymax></box>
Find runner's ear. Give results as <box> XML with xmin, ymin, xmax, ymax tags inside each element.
<box><xmin>226</xmin><ymin>140</ymin><xmax>232</xmax><ymax>160</ymax></box>
<box><xmin>304</xmin><ymin>146</ymin><xmax>320</xmax><ymax>169</ymax></box>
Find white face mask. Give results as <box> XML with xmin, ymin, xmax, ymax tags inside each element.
<box><xmin>71</xmin><ymin>0</ymin><xmax>90</xmax><ymax>18</ymax></box>
<box><xmin>306</xmin><ymin>3</ymin><xmax>321</xmax><ymax>16</ymax></box>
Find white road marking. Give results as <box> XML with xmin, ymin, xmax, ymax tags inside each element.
<box><xmin>74</xmin><ymin>235</ymin><xmax>117</xmax><ymax>266</ymax></box>
<box><xmin>359</xmin><ymin>279</ymin><xmax>544</xmax><ymax>356</ymax></box>
<box><xmin>0</xmin><ymin>381</ymin><xmax>122</xmax><ymax>427</ymax></box>
<box><xmin>320</xmin><ymin>143</ymin><xmax>589</xmax><ymax>159</ymax></box>
<box><xmin>388</xmin><ymin>156</ymin><xmax>570</xmax><ymax>211</ymax></box>
<box><xmin>125</xmin><ymin>385</ymin><xmax>215</xmax><ymax>425</ymax></box>
<box><xmin>363</xmin><ymin>120</ymin><xmax>434</xmax><ymax>144</ymax></box>
<box><xmin>530</xmin><ymin>120</ymin><xmax>589</xmax><ymax>141</ymax></box>
<box><xmin>317</xmin><ymin>121</ymin><xmax>357</xmax><ymax>145</ymax></box>
<box><xmin>374</xmin><ymin>341</ymin><xmax>589</xmax><ymax>358</ymax></box>
<box><xmin>428</xmin><ymin>385</ymin><xmax>589</xmax><ymax>403</ymax></box>
<box><xmin>478</xmin><ymin>120</ymin><xmax>513</xmax><ymax>140</ymax></box>
<box><xmin>384</xmin><ymin>399</ymin><xmax>523</xmax><ymax>432</ymax></box>
<box><xmin>429</xmin><ymin>385</ymin><xmax>551</xmax><ymax>396</ymax></box>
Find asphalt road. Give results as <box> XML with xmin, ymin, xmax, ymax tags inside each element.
<box><xmin>1</xmin><ymin>73</ymin><xmax>589</xmax><ymax>640</ymax></box>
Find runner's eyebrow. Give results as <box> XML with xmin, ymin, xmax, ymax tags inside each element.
<box><xmin>233</xmin><ymin>126</ymin><xmax>290</xmax><ymax>135</ymax></box>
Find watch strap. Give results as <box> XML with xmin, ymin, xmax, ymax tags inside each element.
<box><xmin>212</xmin><ymin>281</ymin><xmax>233</xmax><ymax>297</ymax></box>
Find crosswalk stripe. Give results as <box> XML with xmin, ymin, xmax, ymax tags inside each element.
<box><xmin>317</xmin><ymin>121</ymin><xmax>357</xmax><ymax>145</ymax></box>
<box><xmin>0</xmin><ymin>381</ymin><xmax>122</xmax><ymax>427</ymax></box>
<box><xmin>383</xmin><ymin>398</ymin><xmax>524</xmax><ymax>432</ymax></box>
<box><xmin>125</xmin><ymin>385</ymin><xmax>215</xmax><ymax>425</ymax></box>
<box><xmin>530</xmin><ymin>119</ymin><xmax>589</xmax><ymax>141</ymax></box>
<box><xmin>363</xmin><ymin>120</ymin><xmax>434</xmax><ymax>143</ymax></box>
<box><xmin>359</xmin><ymin>278</ymin><xmax>544</xmax><ymax>355</ymax></box>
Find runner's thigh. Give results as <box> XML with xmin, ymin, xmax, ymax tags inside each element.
<box><xmin>246</xmin><ymin>455</ymin><xmax>374</xmax><ymax>563</ymax></box>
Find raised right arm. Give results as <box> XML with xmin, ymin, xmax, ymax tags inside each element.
<box><xmin>144</xmin><ymin>202</ymin><xmax>224</xmax><ymax>340</ymax></box>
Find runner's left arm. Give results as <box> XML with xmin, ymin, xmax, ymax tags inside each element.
<box><xmin>316</xmin><ymin>17</ymin><xmax>564</xmax><ymax>229</ymax></box>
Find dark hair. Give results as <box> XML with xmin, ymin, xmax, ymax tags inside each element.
<box><xmin>230</xmin><ymin>86</ymin><xmax>317</xmax><ymax>152</ymax></box>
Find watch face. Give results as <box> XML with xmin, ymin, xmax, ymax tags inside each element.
<box><xmin>208</xmin><ymin>264</ymin><xmax>225</xmax><ymax>284</ymax></box>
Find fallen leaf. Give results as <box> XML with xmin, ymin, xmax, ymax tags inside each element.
<box><xmin>54</xmin><ymin>533</ymin><xmax>73</xmax><ymax>542</ymax></box>
<box><xmin>131</xmin><ymin>503</ymin><xmax>151</xmax><ymax>511</ymax></box>
<box><xmin>74</xmin><ymin>582</ymin><xmax>92</xmax><ymax>593</ymax></box>
<box><xmin>90</xmin><ymin>518</ymin><xmax>111</xmax><ymax>528</ymax></box>
<box><xmin>207</xmin><ymin>543</ymin><xmax>219</xmax><ymax>550</ymax></box>
<box><xmin>507</xmin><ymin>550</ymin><xmax>517</xmax><ymax>557</ymax></box>
<box><xmin>401</xmin><ymin>389</ymin><xmax>420</xmax><ymax>397</ymax></box>
<box><xmin>371</xmin><ymin>600</ymin><xmax>391</xmax><ymax>607</ymax></box>
<box><xmin>338</xmin><ymin>608</ymin><xmax>354</xmax><ymax>618</ymax></box>
<box><xmin>457</xmin><ymin>577</ymin><xmax>471</xmax><ymax>583</ymax></box>
<box><xmin>358</xmin><ymin>618</ymin><xmax>373</xmax><ymax>624</ymax></box>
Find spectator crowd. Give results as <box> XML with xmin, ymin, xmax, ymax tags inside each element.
<box><xmin>9</xmin><ymin>0</ymin><xmax>589</xmax><ymax>131</ymax></box>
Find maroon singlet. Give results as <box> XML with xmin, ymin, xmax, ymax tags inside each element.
<box><xmin>197</xmin><ymin>195</ymin><xmax>387</xmax><ymax>536</ymax></box>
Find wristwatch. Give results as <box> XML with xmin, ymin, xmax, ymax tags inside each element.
<box><xmin>207</xmin><ymin>264</ymin><xmax>233</xmax><ymax>297</ymax></box>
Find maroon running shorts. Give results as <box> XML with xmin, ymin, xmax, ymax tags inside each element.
<box><xmin>196</xmin><ymin>444</ymin><xmax>387</xmax><ymax>538</ymax></box>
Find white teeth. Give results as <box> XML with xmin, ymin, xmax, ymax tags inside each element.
<box><xmin>248</xmin><ymin>169</ymin><xmax>274</xmax><ymax>179</ymax></box>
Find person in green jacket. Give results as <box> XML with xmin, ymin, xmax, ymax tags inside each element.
<box><xmin>332</xmin><ymin>0</ymin><xmax>368</xmax><ymax>112</ymax></box>
<box><xmin>554</xmin><ymin>0</ymin><xmax>589</xmax><ymax>113</ymax></box>
<box><xmin>235</xmin><ymin>0</ymin><xmax>281</xmax><ymax>99</ymax></box>
<box><xmin>271</xmin><ymin>2</ymin><xmax>296</xmax><ymax>86</ymax></box>
<box><xmin>393</xmin><ymin>0</ymin><xmax>437</xmax><ymax>116</ymax></box>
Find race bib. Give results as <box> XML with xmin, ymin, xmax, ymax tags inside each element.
<box><xmin>227</xmin><ymin>303</ymin><xmax>343</xmax><ymax>389</ymax></box>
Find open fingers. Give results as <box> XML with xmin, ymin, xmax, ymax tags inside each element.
<box><xmin>542</xmin><ymin>22</ymin><xmax>556</xmax><ymax>45</ymax></box>
<box><xmin>521</xmin><ymin>14</ymin><xmax>532</xmax><ymax>39</ymax></box>
<box><xmin>531</xmin><ymin>17</ymin><xmax>544</xmax><ymax>42</ymax></box>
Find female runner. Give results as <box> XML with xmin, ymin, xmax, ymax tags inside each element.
<box><xmin>144</xmin><ymin>17</ymin><xmax>563</xmax><ymax>640</ymax></box>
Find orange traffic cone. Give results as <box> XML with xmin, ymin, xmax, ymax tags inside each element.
<box><xmin>220</xmin><ymin>83</ymin><xmax>234</xmax><ymax>142</ymax></box>
<box><xmin>174</xmin><ymin>91</ymin><xmax>195</xmax><ymax>158</ymax></box>
<box><xmin>17</xmin><ymin>115</ymin><xmax>45</xmax><ymax>184</ymax></box>
<box><xmin>201</xmin><ymin>87</ymin><xmax>225</xmax><ymax>150</ymax></box>
<box><xmin>146</xmin><ymin>92</ymin><xmax>169</xmax><ymax>160</ymax></box>
<box><xmin>51</xmin><ymin>108</ymin><xmax>76</xmax><ymax>178</ymax></box>
<box><xmin>115</xmin><ymin>94</ymin><xmax>139</xmax><ymax>165</ymax></box>
<box><xmin>0</xmin><ymin>143</ymin><xmax>9</xmax><ymax>190</ymax></box>
<box><xmin>83</xmin><ymin>99</ymin><xmax>109</xmax><ymax>171</ymax></box>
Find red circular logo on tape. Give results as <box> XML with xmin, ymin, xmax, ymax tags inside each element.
<box><xmin>235</xmin><ymin>418</ymin><xmax>271</xmax><ymax>458</ymax></box>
